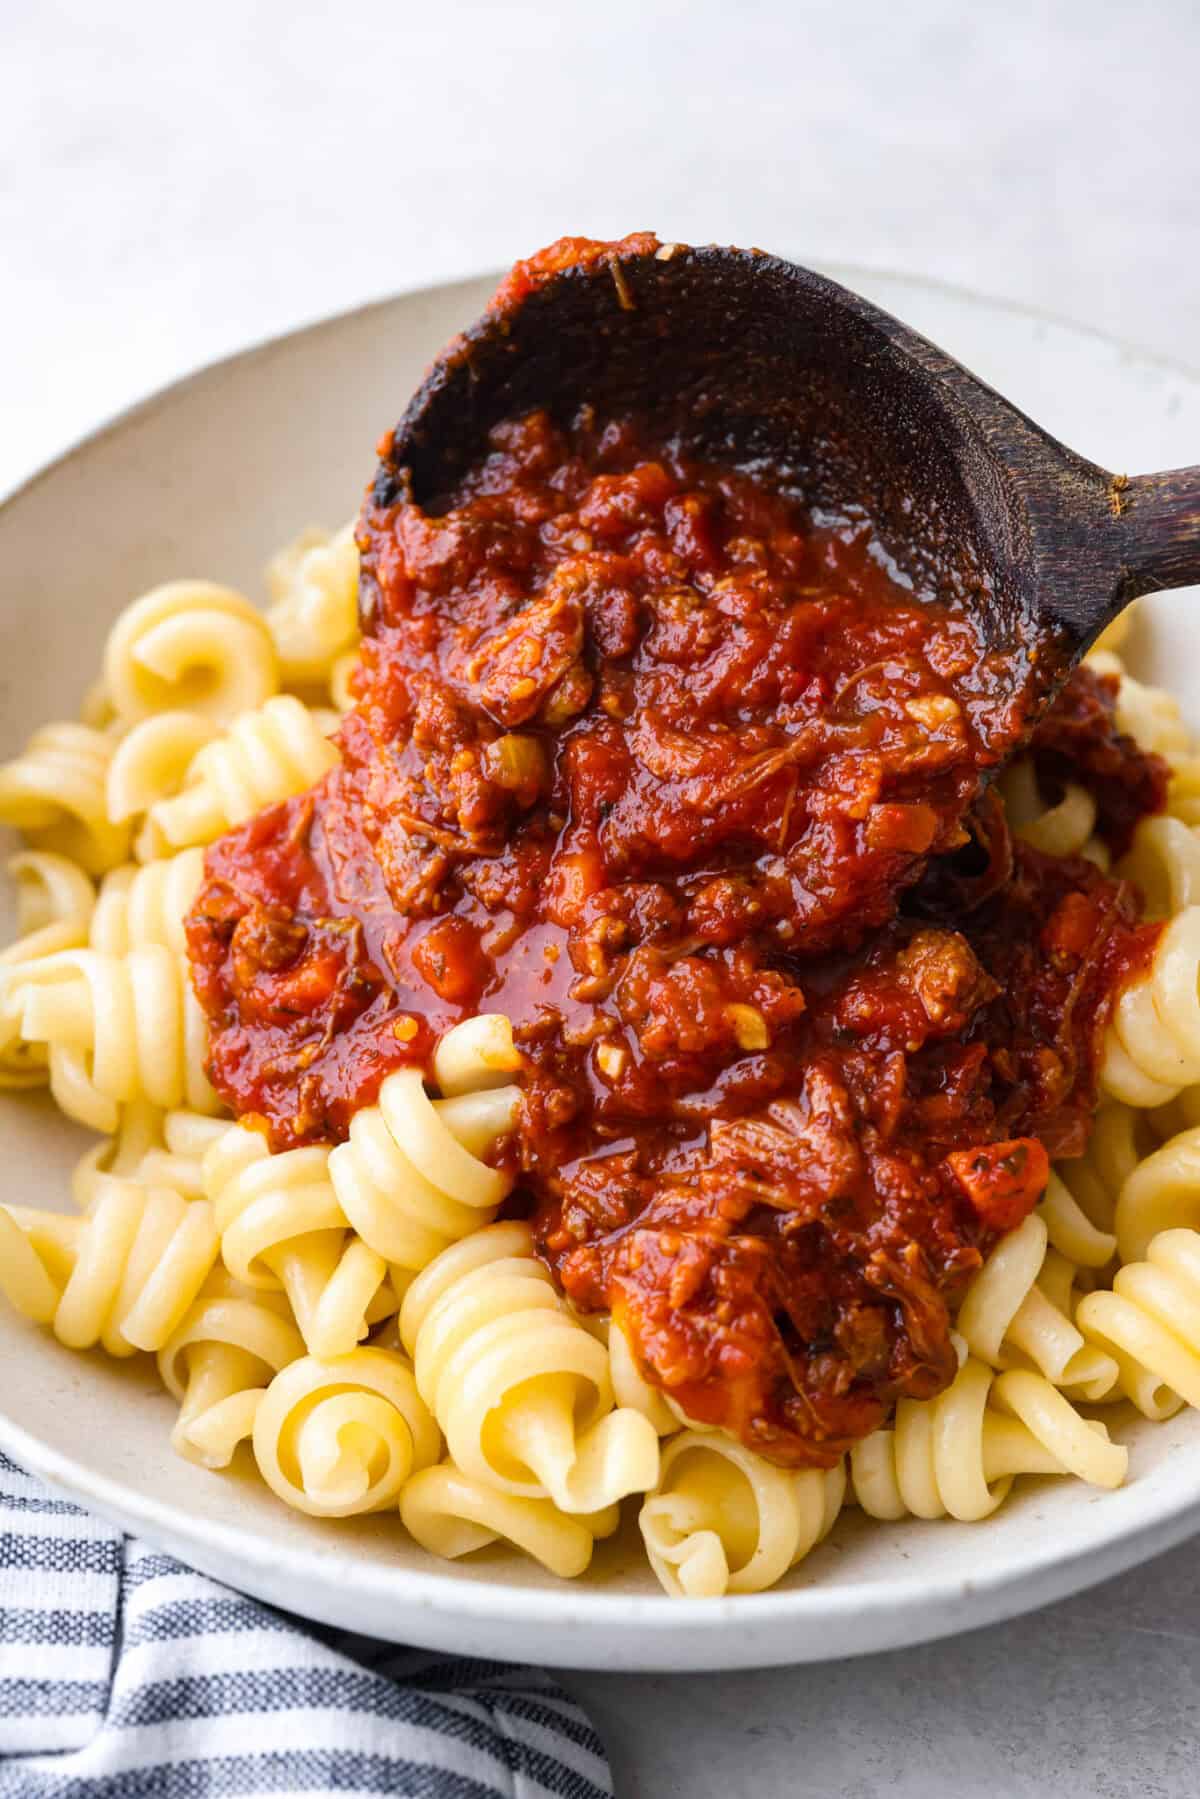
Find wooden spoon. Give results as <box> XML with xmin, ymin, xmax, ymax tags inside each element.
<box><xmin>373</xmin><ymin>239</ymin><xmax>1200</xmax><ymax>720</ymax></box>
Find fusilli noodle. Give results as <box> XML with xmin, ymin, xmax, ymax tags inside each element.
<box><xmin>139</xmin><ymin>694</ymin><xmax>338</xmax><ymax>856</ymax></box>
<box><xmin>251</xmin><ymin>1347</ymin><xmax>440</xmax><ymax>1517</ymax></box>
<box><xmin>328</xmin><ymin>1060</ymin><xmax>519</xmax><ymax>1274</ymax></box>
<box><xmin>639</xmin><ymin>1432</ymin><xmax>845</xmax><ymax>1598</ymax></box>
<box><xmin>265</xmin><ymin>523</ymin><xmax>360</xmax><ymax>689</ymax></box>
<box><xmin>1103</xmin><ymin>907</ymin><xmax>1200</xmax><ymax>1107</ymax></box>
<box><xmin>0</xmin><ymin>723</ymin><xmax>129</xmax><ymax>874</ymax></box>
<box><xmin>204</xmin><ymin>1123</ymin><xmax>394</xmax><ymax>1358</ymax></box>
<box><xmin>400</xmin><ymin>1461</ymin><xmax>619</xmax><ymax>1578</ymax></box>
<box><xmin>3</xmin><ymin>944</ymin><xmax>220</xmax><ymax>1132</ymax></box>
<box><xmin>1078</xmin><ymin>1227</ymin><xmax>1200</xmax><ymax>1419</ymax></box>
<box><xmin>956</xmin><ymin>1213</ymin><xmax>1119</xmax><ymax>1399</ymax></box>
<box><xmin>0</xmin><ymin>1178</ymin><xmax>218</xmax><ymax>1355</ymax></box>
<box><xmin>104</xmin><ymin>581</ymin><xmax>278</xmax><ymax>724</ymax></box>
<box><xmin>399</xmin><ymin>1220</ymin><xmax>660</xmax><ymax>1513</ymax></box>
<box><xmin>158</xmin><ymin>1273</ymin><xmax>304</xmax><ymax>1469</ymax></box>
<box><xmin>850</xmin><ymin>1356</ymin><xmax>1126</xmax><ymax>1521</ymax></box>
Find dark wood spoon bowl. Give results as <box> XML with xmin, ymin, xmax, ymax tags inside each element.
<box><xmin>373</xmin><ymin>240</ymin><xmax>1200</xmax><ymax>720</ymax></box>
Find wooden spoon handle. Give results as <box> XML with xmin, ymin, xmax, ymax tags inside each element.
<box><xmin>1119</xmin><ymin>467</ymin><xmax>1200</xmax><ymax>599</ymax></box>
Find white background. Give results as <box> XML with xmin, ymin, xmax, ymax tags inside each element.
<box><xmin>3</xmin><ymin>0</ymin><xmax>1198</xmax><ymax>496</ymax></box>
<box><xmin>4</xmin><ymin>4</ymin><xmax>1200</xmax><ymax>1794</ymax></box>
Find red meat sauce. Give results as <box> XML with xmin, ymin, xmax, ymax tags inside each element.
<box><xmin>187</xmin><ymin>309</ymin><xmax>1167</xmax><ymax>1468</ymax></box>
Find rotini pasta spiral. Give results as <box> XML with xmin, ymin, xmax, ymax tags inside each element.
<box><xmin>1078</xmin><ymin>1228</ymin><xmax>1200</xmax><ymax>1420</ymax></box>
<box><xmin>251</xmin><ymin>1347</ymin><xmax>440</xmax><ymax>1518</ymax></box>
<box><xmin>328</xmin><ymin>1060</ymin><xmax>519</xmax><ymax>1274</ymax></box>
<box><xmin>158</xmin><ymin>1273</ymin><xmax>304</xmax><ymax>1468</ymax></box>
<box><xmin>0</xmin><ymin>852</ymin><xmax>96</xmax><ymax>1087</ymax></box>
<box><xmin>140</xmin><ymin>694</ymin><xmax>339</xmax><ymax>856</ymax></box>
<box><xmin>431</xmin><ymin>1012</ymin><xmax>523</xmax><ymax>1096</ymax></box>
<box><xmin>1000</xmin><ymin>758</ymin><xmax>1098</xmax><ymax>857</ymax></box>
<box><xmin>1088</xmin><ymin>649</ymin><xmax>1193</xmax><ymax>761</ymax></box>
<box><xmin>592</xmin><ymin>1315</ymin><xmax>680</xmax><ymax>1435</ymax></box>
<box><xmin>639</xmin><ymin>1433</ymin><xmax>845</xmax><ymax>1598</ymax></box>
<box><xmin>70</xmin><ymin>1099</ymin><xmax>175</xmax><ymax>1211</ymax></box>
<box><xmin>850</xmin><ymin>1356</ymin><xmax>1127</xmax><ymax>1522</ymax></box>
<box><xmin>1112</xmin><ymin>1123</ymin><xmax>1200</xmax><ymax>1263</ymax></box>
<box><xmin>1090</xmin><ymin>606</ymin><xmax>1137</xmax><ymax>655</ymax></box>
<box><xmin>1052</xmin><ymin>1102</ymin><xmax>1154</xmax><ymax>1243</ymax></box>
<box><xmin>265</xmin><ymin>522</ymin><xmax>360</xmax><ymax>688</ymax></box>
<box><xmin>105</xmin><ymin>711</ymin><xmax>221</xmax><ymax>825</ymax></box>
<box><xmin>4</xmin><ymin>851</ymin><xmax>96</xmax><ymax>948</ymax></box>
<box><xmin>956</xmin><ymin>1213</ymin><xmax>1118</xmax><ymax>1399</ymax></box>
<box><xmin>119</xmin><ymin>1106</ymin><xmax>230</xmax><ymax>1200</ymax></box>
<box><xmin>1037</xmin><ymin>1168</ymin><xmax>1117</xmax><ymax>1269</ymax></box>
<box><xmin>0</xmin><ymin>723</ymin><xmax>130</xmax><ymax>875</ymax></box>
<box><xmin>1103</xmin><ymin>907</ymin><xmax>1200</xmax><ymax>1107</ymax></box>
<box><xmin>400</xmin><ymin>1461</ymin><xmax>619</xmax><ymax>1578</ymax></box>
<box><xmin>204</xmin><ymin>1122</ymin><xmax>394</xmax><ymax>1358</ymax></box>
<box><xmin>0</xmin><ymin>1177</ymin><xmax>219</xmax><ymax>1355</ymax></box>
<box><xmin>399</xmin><ymin>1220</ymin><xmax>661</xmax><ymax>1513</ymax></box>
<box><xmin>103</xmin><ymin>581</ymin><xmax>278</xmax><ymax>725</ymax></box>
<box><xmin>1118</xmin><ymin>815</ymin><xmax>1200</xmax><ymax>920</ymax></box>
<box><xmin>1087</xmin><ymin>648</ymin><xmax>1200</xmax><ymax>826</ymax></box>
<box><xmin>88</xmin><ymin>848</ymin><xmax>206</xmax><ymax>956</ymax></box>
<box><xmin>1148</xmin><ymin>1082</ymin><xmax>1200</xmax><ymax>1140</ymax></box>
<box><xmin>4</xmin><ymin>944</ymin><xmax>220</xmax><ymax>1132</ymax></box>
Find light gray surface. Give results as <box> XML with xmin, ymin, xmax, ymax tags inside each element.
<box><xmin>4</xmin><ymin>3</ymin><xmax>1200</xmax><ymax>1793</ymax></box>
<box><xmin>569</xmin><ymin>1535</ymin><xmax>1200</xmax><ymax>1797</ymax></box>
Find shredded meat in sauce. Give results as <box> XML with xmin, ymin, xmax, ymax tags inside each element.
<box><xmin>187</xmin><ymin>240</ymin><xmax>1168</xmax><ymax>1469</ymax></box>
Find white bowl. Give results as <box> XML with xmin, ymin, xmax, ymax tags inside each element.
<box><xmin>1</xmin><ymin>267</ymin><xmax>1198</xmax><ymax>1672</ymax></box>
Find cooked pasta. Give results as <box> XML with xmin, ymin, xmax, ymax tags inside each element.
<box><xmin>400</xmin><ymin>1461</ymin><xmax>619</xmax><ymax>1579</ymax></box>
<box><xmin>2</xmin><ymin>944</ymin><xmax>220</xmax><ymax>1132</ymax></box>
<box><xmin>0</xmin><ymin>723</ymin><xmax>129</xmax><ymax>874</ymax></box>
<box><xmin>5</xmin><ymin>850</ymin><xmax>96</xmax><ymax>948</ymax></box>
<box><xmin>1112</xmin><ymin>1122</ymin><xmax>1200</xmax><ymax>1262</ymax></box>
<box><xmin>1078</xmin><ymin>1228</ymin><xmax>1200</xmax><ymax>1419</ymax></box>
<box><xmin>126</xmin><ymin>1106</ymin><xmax>231</xmax><ymax>1200</ymax></box>
<box><xmin>138</xmin><ymin>693</ymin><xmax>339</xmax><ymax>856</ymax></box>
<box><xmin>639</xmin><ymin>1433</ymin><xmax>845</xmax><ymax>1598</ymax></box>
<box><xmin>399</xmin><ymin>1221</ymin><xmax>661</xmax><ymax>1513</ymax></box>
<box><xmin>1103</xmin><ymin>907</ymin><xmax>1200</xmax><ymax>1106</ymax></box>
<box><xmin>1037</xmin><ymin>1168</ymin><xmax>1117</xmax><ymax>1269</ymax></box>
<box><xmin>1090</xmin><ymin>646</ymin><xmax>1200</xmax><ymax>826</ymax></box>
<box><xmin>850</xmin><ymin>1356</ymin><xmax>1126</xmax><ymax>1522</ymax></box>
<box><xmin>105</xmin><ymin>710</ymin><xmax>221</xmax><ymax>825</ymax></box>
<box><xmin>1088</xmin><ymin>649</ymin><xmax>1193</xmax><ymax>762</ymax></box>
<box><xmin>605</xmin><ymin>1317</ymin><xmax>680</xmax><ymax>1436</ymax></box>
<box><xmin>88</xmin><ymin>848</ymin><xmax>205</xmax><ymax>956</ymax></box>
<box><xmin>252</xmin><ymin>1347</ymin><xmax>440</xmax><ymax>1517</ymax></box>
<box><xmin>431</xmin><ymin>1012</ymin><xmax>523</xmax><ymax>1096</ymax></box>
<box><xmin>70</xmin><ymin>1099</ymin><xmax>171</xmax><ymax>1211</ymax></box>
<box><xmin>204</xmin><ymin>1122</ymin><xmax>394</xmax><ymax>1358</ymax></box>
<box><xmin>956</xmin><ymin>1213</ymin><xmax>1119</xmax><ymax>1399</ymax></box>
<box><xmin>6</xmin><ymin>500</ymin><xmax>1200</xmax><ymax>1603</ymax></box>
<box><xmin>328</xmin><ymin>1061</ymin><xmax>519</xmax><ymax>1273</ymax></box>
<box><xmin>103</xmin><ymin>581</ymin><xmax>278</xmax><ymax>725</ymax></box>
<box><xmin>265</xmin><ymin>522</ymin><xmax>360</xmax><ymax>689</ymax></box>
<box><xmin>0</xmin><ymin>1178</ymin><xmax>219</xmax><ymax>1355</ymax></box>
<box><xmin>1118</xmin><ymin>815</ymin><xmax>1200</xmax><ymax>919</ymax></box>
<box><xmin>1000</xmin><ymin>757</ymin><xmax>1098</xmax><ymax>857</ymax></box>
<box><xmin>1052</xmin><ymin>1102</ymin><xmax>1153</xmax><ymax>1242</ymax></box>
<box><xmin>0</xmin><ymin>851</ymin><xmax>96</xmax><ymax>1087</ymax></box>
<box><xmin>158</xmin><ymin>1273</ymin><xmax>304</xmax><ymax>1469</ymax></box>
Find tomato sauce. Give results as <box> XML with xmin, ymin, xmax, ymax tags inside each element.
<box><xmin>188</xmin><ymin>249</ymin><xmax>1167</xmax><ymax>1467</ymax></box>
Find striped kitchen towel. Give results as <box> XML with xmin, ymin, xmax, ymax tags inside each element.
<box><xmin>0</xmin><ymin>1452</ymin><xmax>612</xmax><ymax>1798</ymax></box>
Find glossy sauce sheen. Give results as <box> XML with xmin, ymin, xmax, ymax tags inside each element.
<box><xmin>189</xmin><ymin>302</ymin><xmax>1166</xmax><ymax>1465</ymax></box>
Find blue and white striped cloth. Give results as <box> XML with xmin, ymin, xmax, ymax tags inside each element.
<box><xmin>0</xmin><ymin>1452</ymin><xmax>612</xmax><ymax>1798</ymax></box>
